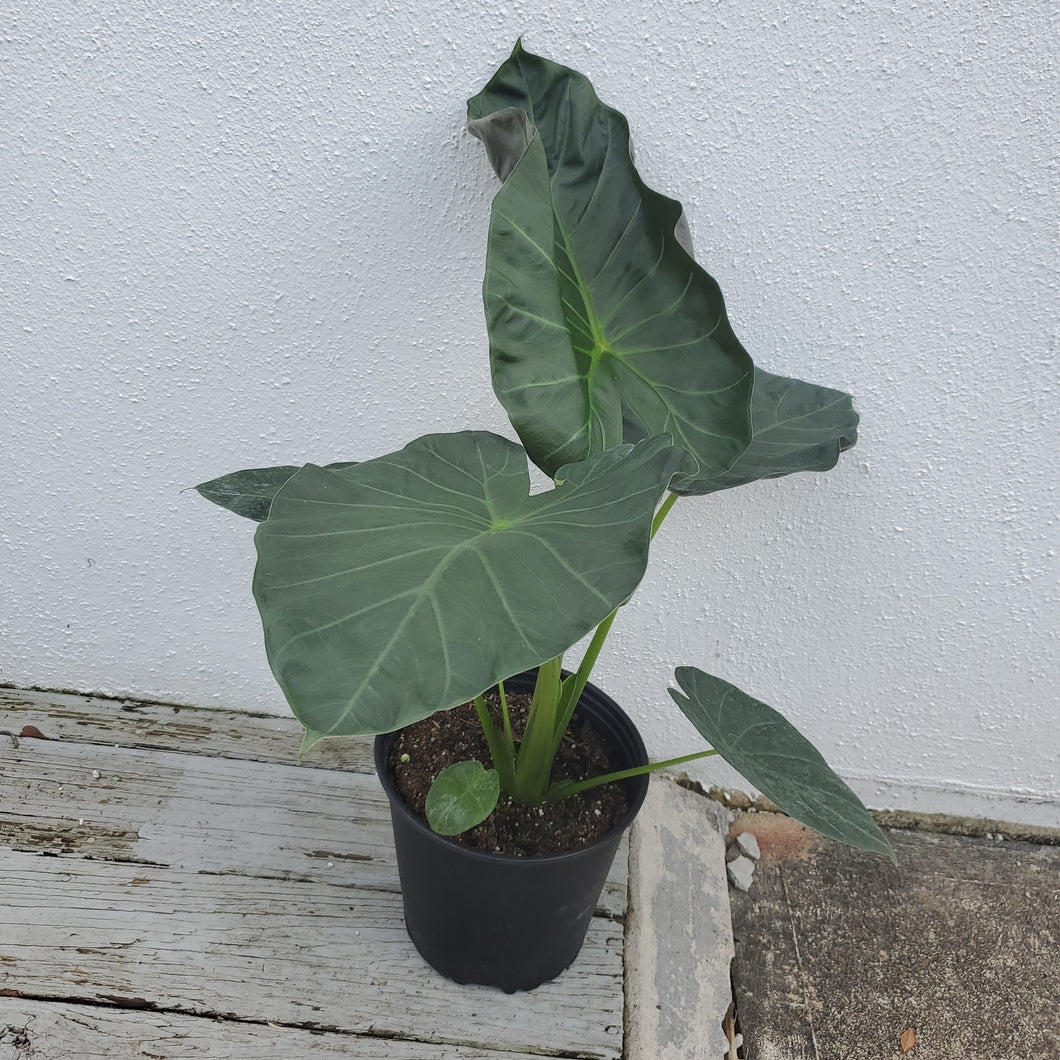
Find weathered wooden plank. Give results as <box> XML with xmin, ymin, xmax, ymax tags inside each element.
<box><xmin>1</xmin><ymin>687</ymin><xmax>632</xmax><ymax>1057</ymax></box>
<box><xmin>0</xmin><ymin>738</ymin><xmax>397</xmax><ymax>889</ymax></box>
<box><xmin>0</xmin><ymin>849</ymin><xmax>624</xmax><ymax>1059</ymax></box>
<box><xmin>0</xmin><ymin>687</ymin><xmax>374</xmax><ymax>772</ymax></box>
<box><xmin>624</xmin><ymin>778</ymin><xmax>735</xmax><ymax>1060</ymax></box>
<box><xmin>0</xmin><ymin>737</ymin><xmax>629</xmax><ymax>916</ymax></box>
<box><xmin>0</xmin><ymin>997</ymin><xmax>559</xmax><ymax>1060</ymax></box>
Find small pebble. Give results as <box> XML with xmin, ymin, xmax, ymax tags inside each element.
<box><xmin>736</xmin><ymin>832</ymin><xmax>761</xmax><ymax>861</ymax></box>
<box><xmin>727</xmin><ymin>855</ymin><xmax>755</xmax><ymax>892</ymax></box>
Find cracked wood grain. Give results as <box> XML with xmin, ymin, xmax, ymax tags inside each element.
<box><xmin>0</xmin><ymin>997</ymin><xmax>559</xmax><ymax>1059</ymax></box>
<box><xmin>0</xmin><ymin>690</ymin><xmax>630</xmax><ymax>1059</ymax></box>
<box><xmin>0</xmin><ymin>708</ymin><xmax>628</xmax><ymax>916</ymax></box>
<box><xmin>0</xmin><ymin>848</ymin><xmax>624</xmax><ymax>1058</ymax></box>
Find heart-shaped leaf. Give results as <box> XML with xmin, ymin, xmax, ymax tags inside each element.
<box><xmin>669</xmin><ymin>666</ymin><xmax>894</xmax><ymax>859</ymax></box>
<box><xmin>196</xmin><ymin>463</ymin><xmax>358</xmax><ymax>522</ymax></box>
<box><xmin>468</xmin><ymin>42</ymin><xmax>755</xmax><ymax>487</ymax></box>
<box><xmin>426</xmin><ymin>760</ymin><xmax>501</xmax><ymax>835</ymax></box>
<box><xmin>253</xmin><ymin>431</ymin><xmax>694</xmax><ymax>746</ymax></box>
<box><xmin>682</xmin><ymin>369</ymin><xmax>859</xmax><ymax>496</ymax></box>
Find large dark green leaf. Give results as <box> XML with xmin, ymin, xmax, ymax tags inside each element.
<box><xmin>196</xmin><ymin>463</ymin><xmax>358</xmax><ymax>522</ymax></box>
<box><xmin>253</xmin><ymin>431</ymin><xmax>694</xmax><ymax>748</ymax></box>
<box><xmin>682</xmin><ymin>369</ymin><xmax>859</xmax><ymax>496</ymax></box>
<box><xmin>467</xmin><ymin>42</ymin><xmax>754</xmax><ymax>488</ymax></box>
<box><xmin>669</xmin><ymin>666</ymin><xmax>894</xmax><ymax>859</ymax></box>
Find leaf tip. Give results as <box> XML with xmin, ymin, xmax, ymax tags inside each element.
<box><xmin>299</xmin><ymin>727</ymin><xmax>326</xmax><ymax>758</ymax></box>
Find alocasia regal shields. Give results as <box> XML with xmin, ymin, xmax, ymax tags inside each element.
<box><xmin>196</xmin><ymin>42</ymin><xmax>892</xmax><ymax>861</ymax></box>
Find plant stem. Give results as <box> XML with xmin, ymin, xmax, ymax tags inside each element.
<box><xmin>511</xmin><ymin>655</ymin><xmax>563</xmax><ymax>801</ymax></box>
<box><xmin>543</xmin><ymin>749</ymin><xmax>718</xmax><ymax>802</ymax></box>
<box><xmin>495</xmin><ymin>494</ymin><xmax>686</xmax><ymax>803</ymax></box>
<box><xmin>650</xmin><ymin>490</ymin><xmax>680</xmax><ymax>540</ymax></box>
<box><xmin>555</xmin><ymin>610</ymin><xmax>616</xmax><ymax>741</ymax></box>
<box><xmin>555</xmin><ymin>492</ymin><xmax>682</xmax><ymax>740</ymax></box>
<box><xmin>498</xmin><ymin>679</ymin><xmax>514</xmax><ymax>750</ymax></box>
<box><xmin>474</xmin><ymin>693</ymin><xmax>516</xmax><ymax>792</ymax></box>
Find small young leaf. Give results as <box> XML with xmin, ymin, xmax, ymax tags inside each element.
<box><xmin>426</xmin><ymin>760</ymin><xmax>501</xmax><ymax>836</ymax></box>
<box><xmin>669</xmin><ymin>666</ymin><xmax>895</xmax><ymax>861</ymax></box>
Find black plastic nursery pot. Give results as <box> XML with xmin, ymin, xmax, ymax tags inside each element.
<box><xmin>374</xmin><ymin>671</ymin><xmax>649</xmax><ymax>993</ymax></box>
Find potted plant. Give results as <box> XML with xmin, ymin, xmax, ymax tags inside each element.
<box><xmin>194</xmin><ymin>42</ymin><xmax>894</xmax><ymax>993</ymax></box>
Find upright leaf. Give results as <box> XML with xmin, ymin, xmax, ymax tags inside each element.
<box><xmin>253</xmin><ymin>431</ymin><xmax>694</xmax><ymax>745</ymax></box>
<box><xmin>468</xmin><ymin>42</ymin><xmax>754</xmax><ymax>486</ymax></box>
<box><xmin>669</xmin><ymin>666</ymin><xmax>894</xmax><ymax>859</ymax></box>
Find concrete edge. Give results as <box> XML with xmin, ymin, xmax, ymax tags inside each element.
<box><xmin>624</xmin><ymin>775</ymin><xmax>736</xmax><ymax>1060</ymax></box>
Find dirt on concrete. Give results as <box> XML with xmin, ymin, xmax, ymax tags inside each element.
<box><xmin>726</xmin><ymin>811</ymin><xmax>1060</xmax><ymax>1060</ymax></box>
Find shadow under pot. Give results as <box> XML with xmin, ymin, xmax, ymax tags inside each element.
<box><xmin>374</xmin><ymin>670</ymin><xmax>649</xmax><ymax>993</ymax></box>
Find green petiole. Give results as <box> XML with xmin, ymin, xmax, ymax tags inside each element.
<box><xmin>543</xmin><ymin>749</ymin><xmax>719</xmax><ymax>803</ymax></box>
<box><xmin>477</xmin><ymin>493</ymin><xmax>683</xmax><ymax>806</ymax></box>
<box><xmin>474</xmin><ymin>692</ymin><xmax>516</xmax><ymax>793</ymax></box>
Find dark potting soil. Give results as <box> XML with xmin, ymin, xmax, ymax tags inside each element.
<box><xmin>387</xmin><ymin>689</ymin><xmax>630</xmax><ymax>857</ymax></box>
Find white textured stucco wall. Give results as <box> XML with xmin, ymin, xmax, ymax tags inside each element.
<box><xmin>4</xmin><ymin>1</ymin><xmax>1057</xmax><ymax>824</ymax></box>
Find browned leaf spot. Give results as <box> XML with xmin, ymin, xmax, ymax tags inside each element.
<box><xmin>900</xmin><ymin>1027</ymin><xmax>917</xmax><ymax>1052</ymax></box>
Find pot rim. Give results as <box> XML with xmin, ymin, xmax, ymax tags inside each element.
<box><xmin>374</xmin><ymin>678</ymin><xmax>649</xmax><ymax>867</ymax></box>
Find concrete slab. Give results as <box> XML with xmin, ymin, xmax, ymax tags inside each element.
<box><xmin>625</xmin><ymin>777</ymin><xmax>736</xmax><ymax>1060</ymax></box>
<box><xmin>727</xmin><ymin>810</ymin><xmax>1060</xmax><ymax>1059</ymax></box>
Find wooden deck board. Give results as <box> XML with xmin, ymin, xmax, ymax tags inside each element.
<box><xmin>0</xmin><ymin>691</ymin><xmax>628</xmax><ymax>914</ymax></box>
<box><xmin>0</xmin><ymin>997</ymin><xmax>557</xmax><ymax>1059</ymax></box>
<box><xmin>0</xmin><ymin>690</ymin><xmax>629</xmax><ymax>1059</ymax></box>
<box><xmin>0</xmin><ymin>850</ymin><xmax>624</xmax><ymax>1056</ymax></box>
<box><xmin>0</xmin><ymin>688</ymin><xmax>374</xmax><ymax>772</ymax></box>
